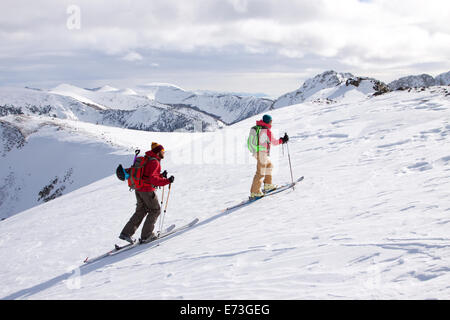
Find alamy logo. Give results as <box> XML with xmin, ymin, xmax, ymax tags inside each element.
<box><xmin>66</xmin><ymin>5</ymin><xmax>81</xmax><ymax>30</ymax></box>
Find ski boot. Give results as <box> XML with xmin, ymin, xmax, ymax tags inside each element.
<box><xmin>263</xmin><ymin>183</ymin><xmax>278</xmax><ymax>193</ymax></box>
<box><xmin>249</xmin><ymin>192</ymin><xmax>264</xmax><ymax>200</ymax></box>
<box><xmin>139</xmin><ymin>232</ymin><xmax>158</xmax><ymax>244</ymax></box>
<box><xmin>119</xmin><ymin>233</ymin><xmax>135</xmax><ymax>244</ymax></box>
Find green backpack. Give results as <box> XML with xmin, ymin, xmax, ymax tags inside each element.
<box><xmin>247</xmin><ymin>125</ymin><xmax>267</xmax><ymax>154</ymax></box>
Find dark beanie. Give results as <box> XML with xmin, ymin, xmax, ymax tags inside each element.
<box><xmin>263</xmin><ymin>114</ymin><xmax>272</xmax><ymax>124</ymax></box>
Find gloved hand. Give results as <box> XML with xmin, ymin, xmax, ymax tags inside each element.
<box><xmin>168</xmin><ymin>176</ymin><xmax>175</xmax><ymax>183</ymax></box>
<box><xmin>161</xmin><ymin>170</ymin><xmax>168</xmax><ymax>178</ymax></box>
<box><xmin>281</xmin><ymin>133</ymin><xmax>289</xmax><ymax>144</ymax></box>
<box><xmin>116</xmin><ymin>164</ymin><xmax>125</xmax><ymax>181</ymax></box>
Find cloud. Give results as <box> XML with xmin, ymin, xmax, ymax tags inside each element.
<box><xmin>228</xmin><ymin>0</ymin><xmax>249</xmax><ymax>13</ymax></box>
<box><xmin>121</xmin><ymin>52</ymin><xmax>143</xmax><ymax>62</ymax></box>
<box><xmin>0</xmin><ymin>0</ymin><xmax>449</xmax><ymax>94</ymax></box>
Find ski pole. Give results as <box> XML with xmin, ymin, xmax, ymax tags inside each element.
<box><xmin>160</xmin><ymin>184</ymin><xmax>172</xmax><ymax>235</ymax></box>
<box><xmin>285</xmin><ymin>135</ymin><xmax>295</xmax><ymax>190</ymax></box>
<box><xmin>158</xmin><ymin>186</ymin><xmax>165</xmax><ymax>234</ymax></box>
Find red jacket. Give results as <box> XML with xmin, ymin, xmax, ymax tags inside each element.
<box><xmin>138</xmin><ymin>150</ymin><xmax>171</xmax><ymax>192</ymax></box>
<box><xmin>256</xmin><ymin>120</ymin><xmax>282</xmax><ymax>153</ymax></box>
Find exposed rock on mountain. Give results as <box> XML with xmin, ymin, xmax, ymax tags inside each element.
<box><xmin>0</xmin><ymin>120</ymin><xmax>26</xmax><ymax>157</ymax></box>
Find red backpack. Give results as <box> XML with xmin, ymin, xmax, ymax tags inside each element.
<box><xmin>127</xmin><ymin>156</ymin><xmax>149</xmax><ymax>190</ymax></box>
<box><xmin>116</xmin><ymin>150</ymin><xmax>157</xmax><ymax>190</ymax></box>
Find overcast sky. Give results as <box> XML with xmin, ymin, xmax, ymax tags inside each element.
<box><xmin>1</xmin><ymin>0</ymin><xmax>449</xmax><ymax>96</ymax></box>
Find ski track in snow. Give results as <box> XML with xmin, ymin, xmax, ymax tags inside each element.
<box><xmin>1</xmin><ymin>88</ymin><xmax>450</xmax><ymax>299</ymax></box>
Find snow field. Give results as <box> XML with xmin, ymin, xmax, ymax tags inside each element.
<box><xmin>1</xmin><ymin>88</ymin><xmax>450</xmax><ymax>299</ymax></box>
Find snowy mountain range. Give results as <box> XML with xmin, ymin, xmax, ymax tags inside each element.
<box><xmin>49</xmin><ymin>82</ymin><xmax>275</xmax><ymax>125</ymax></box>
<box><xmin>2</xmin><ymin>69</ymin><xmax>448</xmax><ymax>136</ymax></box>
<box><xmin>0</xmin><ymin>86</ymin><xmax>225</xmax><ymax>133</ymax></box>
<box><xmin>0</xmin><ymin>83</ymin><xmax>274</xmax><ymax>133</ymax></box>
<box><xmin>136</xmin><ymin>83</ymin><xmax>273</xmax><ymax>124</ymax></box>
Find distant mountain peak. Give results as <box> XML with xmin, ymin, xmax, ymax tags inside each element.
<box><xmin>51</xmin><ymin>83</ymin><xmax>82</xmax><ymax>91</ymax></box>
<box><xmin>96</xmin><ymin>85</ymin><xmax>119</xmax><ymax>92</ymax></box>
<box><xmin>272</xmin><ymin>70</ymin><xmax>389</xmax><ymax>109</ymax></box>
<box><xmin>139</xmin><ymin>82</ymin><xmax>186</xmax><ymax>91</ymax></box>
<box><xmin>388</xmin><ymin>74</ymin><xmax>436</xmax><ymax>90</ymax></box>
<box><xmin>436</xmin><ymin>71</ymin><xmax>450</xmax><ymax>86</ymax></box>
<box><xmin>298</xmin><ymin>70</ymin><xmax>354</xmax><ymax>92</ymax></box>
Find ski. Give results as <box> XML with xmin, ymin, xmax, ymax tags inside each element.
<box><xmin>83</xmin><ymin>222</ymin><xmax>184</xmax><ymax>264</ymax></box>
<box><xmin>225</xmin><ymin>176</ymin><xmax>304</xmax><ymax>212</ymax></box>
<box><xmin>106</xmin><ymin>219</ymin><xmax>198</xmax><ymax>258</ymax></box>
<box><xmin>157</xmin><ymin>223</ymin><xmax>176</xmax><ymax>237</ymax></box>
<box><xmin>139</xmin><ymin>218</ymin><xmax>199</xmax><ymax>244</ymax></box>
<box><xmin>262</xmin><ymin>176</ymin><xmax>304</xmax><ymax>197</ymax></box>
<box><xmin>113</xmin><ymin>223</ymin><xmax>177</xmax><ymax>251</ymax></box>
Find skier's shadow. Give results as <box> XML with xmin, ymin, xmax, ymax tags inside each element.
<box><xmin>2</xmin><ymin>225</ymin><xmax>195</xmax><ymax>300</ymax></box>
<box><xmin>2</xmin><ymin>198</ymin><xmax>261</xmax><ymax>300</ymax></box>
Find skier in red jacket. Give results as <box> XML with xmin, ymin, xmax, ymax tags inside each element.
<box><xmin>119</xmin><ymin>143</ymin><xmax>174</xmax><ymax>243</ymax></box>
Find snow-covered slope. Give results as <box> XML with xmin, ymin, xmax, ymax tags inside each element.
<box><xmin>137</xmin><ymin>83</ymin><xmax>192</xmax><ymax>103</ymax></box>
<box><xmin>0</xmin><ymin>87</ymin><xmax>101</xmax><ymax>119</ymax></box>
<box><xmin>0</xmin><ymin>116</ymin><xmax>131</xmax><ymax>219</ymax></box>
<box><xmin>180</xmin><ymin>94</ymin><xmax>273</xmax><ymax>125</ymax></box>
<box><xmin>388</xmin><ymin>74</ymin><xmax>437</xmax><ymax>90</ymax></box>
<box><xmin>0</xmin><ymin>110</ymin><xmax>223</xmax><ymax>219</ymax></box>
<box><xmin>52</xmin><ymin>84</ymin><xmax>157</xmax><ymax>111</ymax></box>
<box><xmin>50</xmin><ymin>84</ymin><xmax>109</xmax><ymax>110</ymax></box>
<box><xmin>1</xmin><ymin>87</ymin><xmax>450</xmax><ymax>299</ymax></box>
<box><xmin>94</xmin><ymin>85</ymin><xmax>119</xmax><ymax>93</ymax></box>
<box><xmin>272</xmin><ymin>70</ymin><xmax>390</xmax><ymax>109</ymax></box>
